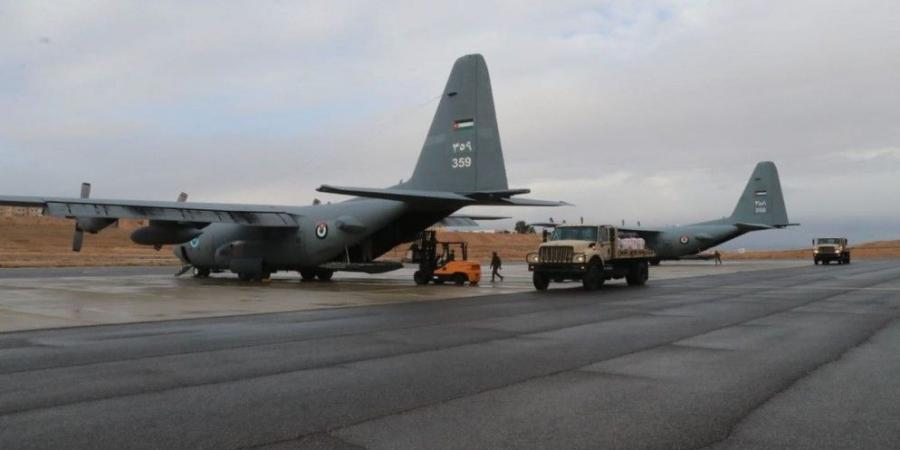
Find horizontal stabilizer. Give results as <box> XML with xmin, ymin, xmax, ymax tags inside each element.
<box><xmin>317</xmin><ymin>185</ymin><xmax>473</xmax><ymax>203</ymax></box>
<box><xmin>733</xmin><ymin>223</ymin><xmax>775</xmax><ymax>232</ymax></box>
<box><xmin>494</xmin><ymin>197</ymin><xmax>571</xmax><ymax>207</ymax></box>
<box><xmin>449</xmin><ymin>214</ymin><xmax>508</xmax><ymax>220</ymax></box>
<box><xmin>436</xmin><ymin>214</ymin><xmax>509</xmax><ymax>227</ymax></box>
<box><xmin>318</xmin><ymin>185</ymin><xmax>568</xmax><ymax>207</ymax></box>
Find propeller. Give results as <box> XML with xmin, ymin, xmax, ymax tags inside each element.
<box><xmin>154</xmin><ymin>192</ymin><xmax>189</xmax><ymax>250</ymax></box>
<box><xmin>72</xmin><ymin>182</ymin><xmax>91</xmax><ymax>252</ymax></box>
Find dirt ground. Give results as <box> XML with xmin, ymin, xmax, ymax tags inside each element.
<box><xmin>1</xmin><ymin>216</ymin><xmax>897</xmax><ymax>268</ymax></box>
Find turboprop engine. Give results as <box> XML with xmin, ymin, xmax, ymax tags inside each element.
<box><xmin>130</xmin><ymin>222</ymin><xmax>203</xmax><ymax>246</ymax></box>
<box><xmin>71</xmin><ymin>183</ymin><xmax>117</xmax><ymax>252</ymax></box>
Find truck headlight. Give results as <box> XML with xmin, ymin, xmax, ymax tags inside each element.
<box><xmin>813</xmin><ymin>250</ymin><xmax>819</xmax><ymax>254</ymax></box>
<box><xmin>835</xmin><ymin>247</ymin><xmax>842</xmax><ymax>253</ymax></box>
<box><xmin>527</xmin><ymin>253</ymin><xmax>539</xmax><ymax>264</ymax></box>
<box><xmin>573</xmin><ymin>253</ymin><xmax>586</xmax><ymax>263</ymax></box>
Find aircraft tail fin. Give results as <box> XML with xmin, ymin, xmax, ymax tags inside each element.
<box><xmin>727</xmin><ymin>161</ymin><xmax>791</xmax><ymax>227</ymax></box>
<box><xmin>318</xmin><ymin>55</ymin><xmax>566</xmax><ymax>207</ymax></box>
<box><xmin>404</xmin><ymin>54</ymin><xmax>509</xmax><ymax>193</ymax></box>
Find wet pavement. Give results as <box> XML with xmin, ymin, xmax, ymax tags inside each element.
<box><xmin>0</xmin><ymin>260</ymin><xmax>808</xmax><ymax>332</ymax></box>
<box><xmin>0</xmin><ymin>260</ymin><xmax>897</xmax><ymax>449</ymax></box>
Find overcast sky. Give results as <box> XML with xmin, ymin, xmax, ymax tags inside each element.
<box><xmin>2</xmin><ymin>1</ymin><xmax>899</xmax><ymax>248</ymax></box>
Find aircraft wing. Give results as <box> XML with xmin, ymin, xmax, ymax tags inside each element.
<box><xmin>0</xmin><ymin>195</ymin><xmax>299</xmax><ymax>227</ymax></box>
<box><xmin>619</xmin><ymin>227</ymin><xmax>664</xmax><ymax>237</ymax></box>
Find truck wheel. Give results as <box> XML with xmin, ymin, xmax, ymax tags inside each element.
<box><xmin>582</xmin><ymin>263</ymin><xmax>604</xmax><ymax>291</ymax></box>
<box><xmin>626</xmin><ymin>261</ymin><xmax>649</xmax><ymax>286</ymax></box>
<box><xmin>414</xmin><ymin>270</ymin><xmax>430</xmax><ymax>285</ymax></box>
<box><xmin>300</xmin><ymin>269</ymin><xmax>317</xmax><ymax>281</ymax></box>
<box><xmin>533</xmin><ymin>272</ymin><xmax>550</xmax><ymax>291</ymax></box>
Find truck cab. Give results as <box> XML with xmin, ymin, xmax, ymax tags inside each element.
<box><xmin>526</xmin><ymin>225</ymin><xmax>655</xmax><ymax>291</ymax></box>
<box><xmin>813</xmin><ymin>237</ymin><xmax>850</xmax><ymax>265</ymax></box>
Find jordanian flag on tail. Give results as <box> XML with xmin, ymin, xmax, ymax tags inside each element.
<box><xmin>452</xmin><ymin>118</ymin><xmax>474</xmax><ymax>130</ymax></box>
<box><xmin>754</xmin><ymin>190</ymin><xmax>768</xmax><ymax>196</ymax></box>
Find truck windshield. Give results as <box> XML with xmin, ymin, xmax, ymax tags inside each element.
<box><xmin>817</xmin><ymin>238</ymin><xmax>841</xmax><ymax>244</ymax></box>
<box><xmin>550</xmin><ymin>226</ymin><xmax>598</xmax><ymax>242</ymax></box>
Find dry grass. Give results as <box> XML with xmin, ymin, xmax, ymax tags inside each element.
<box><xmin>0</xmin><ymin>217</ymin><xmax>179</xmax><ymax>268</ymax></box>
<box><xmin>1</xmin><ymin>216</ymin><xmax>897</xmax><ymax>267</ymax></box>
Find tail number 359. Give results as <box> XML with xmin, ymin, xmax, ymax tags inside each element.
<box><xmin>452</xmin><ymin>157</ymin><xmax>472</xmax><ymax>168</ymax></box>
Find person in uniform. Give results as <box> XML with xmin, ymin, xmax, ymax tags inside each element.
<box><xmin>490</xmin><ymin>251</ymin><xmax>504</xmax><ymax>282</ymax></box>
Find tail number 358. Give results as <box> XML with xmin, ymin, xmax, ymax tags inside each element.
<box><xmin>452</xmin><ymin>157</ymin><xmax>472</xmax><ymax>168</ymax></box>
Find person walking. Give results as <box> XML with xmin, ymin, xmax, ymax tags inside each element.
<box><xmin>490</xmin><ymin>251</ymin><xmax>504</xmax><ymax>282</ymax></box>
<box><xmin>714</xmin><ymin>250</ymin><xmax>722</xmax><ymax>265</ymax></box>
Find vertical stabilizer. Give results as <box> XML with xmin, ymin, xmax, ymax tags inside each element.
<box><xmin>405</xmin><ymin>54</ymin><xmax>509</xmax><ymax>193</ymax></box>
<box><xmin>728</xmin><ymin>161</ymin><xmax>790</xmax><ymax>226</ymax></box>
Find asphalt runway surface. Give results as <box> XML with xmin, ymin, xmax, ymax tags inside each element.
<box><xmin>1</xmin><ymin>261</ymin><xmax>899</xmax><ymax>449</ymax></box>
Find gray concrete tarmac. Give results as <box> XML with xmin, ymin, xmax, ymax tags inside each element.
<box><xmin>1</xmin><ymin>261</ymin><xmax>899</xmax><ymax>449</ymax></box>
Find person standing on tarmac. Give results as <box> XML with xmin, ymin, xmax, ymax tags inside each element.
<box><xmin>490</xmin><ymin>251</ymin><xmax>504</xmax><ymax>282</ymax></box>
<box><xmin>714</xmin><ymin>250</ymin><xmax>722</xmax><ymax>265</ymax></box>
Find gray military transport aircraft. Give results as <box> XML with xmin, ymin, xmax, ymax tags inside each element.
<box><xmin>626</xmin><ymin>161</ymin><xmax>798</xmax><ymax>263</ymax></box>
<box><xmin>0</xmin><ymin>54</ymin><xmax>564</xmax><ymax>281</ymax></box>
<box><xmin>532</xmin><ymin>161</ymin><xmax>797</xmax><ymax>263</ymax></box>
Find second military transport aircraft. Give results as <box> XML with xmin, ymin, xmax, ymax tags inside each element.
<box><xmin>0</xmin><ymin>54</ymin><xmax>564</xmax><ymax>281</ymax></box>
<box><xmin>624</xmin><ymin>161</ymin><xmax>798</xmax><ymax>263</ymax></box>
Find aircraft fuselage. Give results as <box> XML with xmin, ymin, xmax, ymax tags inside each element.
<box><xmin>175</xmin><ymin>198</ymin><xmax>457</xmax><ymax>273</ymax></box>
<box><xmin>646</xmin><ymin>223</ymin><xmax>744</xmax><ymax>260</ymax></box>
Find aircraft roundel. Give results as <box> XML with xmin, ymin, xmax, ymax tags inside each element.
<box><xmin>190</xmin><ymin>237</ymin><xmax>200</xmax><ymax>248</ymax></box>
<box><xmin>679</xmin><ymin>235</ymin><xmax>690</xmax><ymax>245</ymax></box>
<box><xmin>315</xmin><ymin>222</ymin><xmax>328</xmax><ymax>239</ymax></box>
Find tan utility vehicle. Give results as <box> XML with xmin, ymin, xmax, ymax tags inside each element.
<box><xmin>813</xmin><ymin>237</ymin><xmax>850</xmax><ymax>265</ymax></box>
<box><xmin>526</xmin><ymin>225</ymin><xmax>656</xmax><ymax>291</ymax></box>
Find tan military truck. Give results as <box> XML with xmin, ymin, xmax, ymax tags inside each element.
<box><xmin>526</xmin><ymin>224</ymin><xmax>656</xmax><ymax>291</ymax></box>
<box><xmin>813</xmin><ymin>237</ymin><xmax>850</xmax><ymax>265</ymax></box>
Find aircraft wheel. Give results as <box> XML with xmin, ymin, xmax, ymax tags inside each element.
<box><xmin>316</xmin><ymin>269</ymin><xmax>334</xmax><ymax>281</ymax></box>
<box><xmin>434</xmin><ymin>279</ymin><xmax>445</xmax><ymax>285</ymax></box>
<box><xmin>582</xmin><ymin>263</ymin><xmax>604</xmax><ymax>291</ymax></box>
<box><xmin>532</xmin><ymin>272</ymin><xmax>550</xmax><ymax>291</ymax></box>
<box><xmin>414</xmin><ymin>270</ymin><xmax>430</xmax><ymax>285</ymax></box>
<box><xmin>237</xmin><ymin>273</ymin><xmax>253</xmax><ymax>282</ymax></box>
<box><xmin>650</xmin><ymin>259</ymin><xmax>661</xmax><ymax>266</ymax></box>
<box><xmin>300</xmin><ymin>269</ymin><xmax>317</xmax><ymax>281</ymax></box>
<box><xmin>452</xmin><ymin>273</ymin><xmax>467</xmax><ymax>286</ymax></box>
<box><xmin>192</xmin><ymin>267</ymin><xmax>210</xmax><ymax>278</ymax></box>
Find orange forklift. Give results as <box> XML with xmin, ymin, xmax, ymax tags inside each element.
<box><xmin>409</xmin><ymin>230</ymin><xmax>481</xmax><ymax>286</ymax></box>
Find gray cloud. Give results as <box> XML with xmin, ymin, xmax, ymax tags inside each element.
<box><xmin>1</xmin><ymin>1</ymin><xmax>898</xmax><ymax>247</ymax></box>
